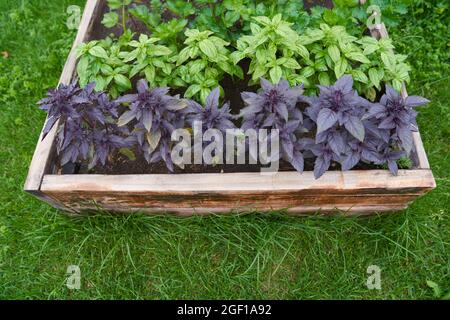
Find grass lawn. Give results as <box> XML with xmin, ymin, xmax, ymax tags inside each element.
<box><xmin>0</xmin><ymin>0</ymin><xmax>448</xmax><ymax>299</ymax></box>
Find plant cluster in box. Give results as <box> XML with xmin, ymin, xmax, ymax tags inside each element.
<box><xmin>38</xmin><ymin>0</ymin><xmax>430</xmax><ymax>179</ymax></box>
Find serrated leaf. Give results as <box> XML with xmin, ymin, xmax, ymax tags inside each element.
<box><xmin>114</xmin><ymin>74</ymin><xmax>131</xmax><ymax>89</ymax></box>
<box><xmin>252</xmin><ymin>64</ymin><xmax>267</xmax><ymax>81</ymax></box>
<box><xmin>189</xmin><ymin>60</ymin><xmax>207</xmax><ymax>74</ymax></box>
<box><xmin>76</xmin><ymin>56</ymin><xmax>90</xmax><ymax>82</ymax></box>
<box><xmin>283</xmin><ymin>58</ymin><xmax>301</xmax><ymax>69</ymax></box>
<box><xmin>151</xmin><ymin>45</ymin><xmax>172</xmax><ymax>56</ymax></box>
<box><xmin>295</xmin><ymin>44</ymin><xmax>310</xmax><ymax>60</ymax></box>
<box><xmin>101</xmin><ymin>12</ymin><xmax>119</xmax><ymax>28</ymax></box>
<box><xmin>334</xmin><ymin>58</ymin><xmax>348</xmax><ymax>79</ymax></box>
<box><xmin>147</xmin><ymin>130</ymin><xmax>161</xmax><ymax>150</ymax></box>
<box><xmin>94</xmin><ymin>76</ymin><xmax>107</xmax><ymax>91</ymax></box>
<box><xmin>269</xmin><ymin>66</ymin><xmax>282</xmax><ymax>84</ymax></box>
<box><xmin>89</xmin><ymin>46</ymin><xmax>109</xmax><ymax>59</ymax></box>
<box><xmin>101</xmin><ymin>64</ymin><xmax>114</xmax><ymax>76</ymax></box>
<box><xmin>144</xmin><ymin>65</ymin><xmax>155</xmax><ymax>83</ymax></box>
<box><xmin>318</xmin><ymin>72</ymin><xmax>330</xmax><ymax>85</ymax></box>
<box><xmin>199</xmin><ymin>39</ymin><xmax>218</xmax><ymax>59</ymax></box>
<box><xmin>381</xmin><ymin>52</ymin><xmax>396</xmax><ymax>70</ymax></box>
<box><xmin>344</xmin><ymin>116</ymin><xmax>365</xmax><ymax>141</ymax></box>
<box><xmin>317</xmin><ymin>108</ymin><xmax>338</xmax><ymax>133</ymax></box>
<box><xmin>176</xmin><ymin>47</ymin><xmax>191</xmax><ymax>66</ymax></box>
<box><xmin>346</xmin><ymin>51</ymin><xmax>370</xmax><ymax>64</ymax></box>
<box><xmin>368</xmin><ymin>68</ymin><xmax>381</xmax><ymax>89</ymax></box>
<box><xmin>328</xmin><ymin>45</ymin><xmax>340</xmax><ymax>63</ymax></box>
<box><xmin>117</xmin><ymin>110</ymin><xmax>135</xmax><ymax>127</ymax></box>
<box><xmin>230</xmin><ymin>51</ymin><xmax>245</xmax><ymax>65</ymax></box>
<box><xmin>301</xmin><ymin>66</ymin><xmax>315</xmax><ymax>78</ymax></box>
<box><xmin>352</xmin><ymin>69</ymin><xmax>368</xmax><ymax>83</ymax></box>
<box><xmin>185</xmin><ymin>84</ymin><xmax>201</xmax><ymax>98</ymax></box>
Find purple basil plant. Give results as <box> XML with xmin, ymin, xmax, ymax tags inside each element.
<box><xmin>240</xmin><ymin>78</ymin><xmax>312</xmax><ymax>171</ymax></box>
<box><xmin>186</xmin><ymin>88</ymin><xmax>237</xmax><ymax>165</ymax></box>
<box><xmin>38</xmin><ymin>80</ymin><xmax>81</xmax><ymax>138</ymax></box>
<box><xmin>304</xmin><ymin>76</ymin><xmax>430</xmax><ymax>178</ymax></box>
<box><xmin>115</xmin><ymin>79</ymin><xmax>189</xmax><ymax>171</ymax></box>
<box><xmin>186</xmin><ymin>87</ymin><xmax>236</xmax><ymax>132</ymax></box>
<box><xmin>38</xmin><ymin>81</ymin><xmax>129</xmax><ymax>169</ymax></box>
<box><xmin>305</xmin><ymin>76</ymin><xmax>384</xmax><ymax>178</ymax></box>
<box><xmin>364</xmin><ymin>85</ymin><xmax>430</xmax><ymax>154</ymax></box>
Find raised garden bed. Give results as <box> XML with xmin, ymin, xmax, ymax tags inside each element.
<box><xmin>24</xmin><ymin>0</ymin><xmax>436</xmax><ymax>215</ymax></box>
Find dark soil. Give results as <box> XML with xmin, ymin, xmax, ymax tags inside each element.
<box><xmin>303</xmin><ymin>0</ymin><xmax>334</xmax><ymax>11</ymax></box>
<box><xmin>62</xmin><ymin>150</ymin><xmax>381</xmax><ymax>175</ymax></box>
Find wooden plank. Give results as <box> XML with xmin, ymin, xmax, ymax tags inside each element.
<box><xmin>41</xmin><ymin>169</ymin><xmax>435</xmax><ymax>214</ymax></box>
<box><xmin>41</xmin><ymin>192</ymin><xmax>419</xmax><ymax>211</ymax></box>
<box><xmin>24</xmin><ymin>0</ymin><xmax>103</xmax><ymax>193</ymax></box>
<box><xmin>41</xmin><ymin>170</ymin><xmax>435</xmax><ymax>193</ymax></box>
<box><xmin>27</xmin><ymin>190</ymin><xmax>73</xmax><ymax>212</ymax></box>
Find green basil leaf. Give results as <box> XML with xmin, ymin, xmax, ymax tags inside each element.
<box><xmin>107</xmin><ymin>0</ymin><xmax>123</xmax><ymax>10</ymax></box>
<box><xmin>144</xmin><ymin>65</ymin><xmax>155</xmax><ymax>83</ymax></box>
<box><xmin>301</xmin><ymin>66</ymin><xmax>315</xmax><ymax>78</ymax></box>
<box><xmin>199</xmin><ymin>39</ymin><xmax>218</xmax><ymax>60</ymax></box>
<box><xmin>200</xmin><ymin>88</ymin><xmax>211</xmax><ymax>105</ymax></box>
<box><xmin>151</xmin><ymin>45</ymin><xmax>172</xmax><ymax>56</ymax></box>
<box><xmin>114</xmin><ymin>74</ymin><xmax>131</xmax><ymax>89</ymax></box>
<box><xmin>101</xmin><ymin>64</ymin><xmax>114</xmax><ymax>76</ymax></box>
<box><xmin>184</xmin><ymin>84</ymin><xmax>202</xmax><ymax>98</ymax></box>
<box><xmin>76</xmin><ymin>56</ymin><xmax>90</xmax><ymax>82</ymax></box>
<box><xmin>334</xmin><ymin>58</ymin><xmax>348</xmax><ymax>79</ymax></box>
<box><xmin>94</xmin><ymin>76</ymin><xmax>107</xmax><ymax>91</ymax></box>
<box><xmin>89</xmin><ymin>46</ymin><xmax>109</xmax><ymax>59</ymax></box>
<box><xmin>283</xmin><ymin>58</ymin><xmax>301</xmax><ymax>69</ymax></box>
<box><xmin>368</xmin><ymin>68</ymin><xmax>382</xmax><ymax>89</ymax></box>
<box><xmin>346</xmin><ymin>51</ymin><xmax>371</xmax><ymax>64</ymax></box>
<box><xmin>101</xmin><ymin>12</ymin><xmax>119</xmax><ymax>28</ymax></box>
<box><xmin>189</xmin><ymin>60</ymin><xmax>207</xmax><ymax>74</ymax></box>
<box><xmin>318</xmin><ymin>72</ymin><xmax>331</xmax><ymax>85</ymax></box>
<box><xmin>269</xmin><ymin>66</ymin><xmax>283</xmax><ymax>84</ymax></box>
<box><xmin>381</xmin><ymin>52</ymin><xmax>396</xmax><ymax>71</ymax></box>
<box><xmin>392</xmin><ymin>79</ymin><xmax>403</xmax><ymax>92</ymax></box>
<box><xmin>352</xmin><ymin>69</ymin><xmax>369</xmax><ymax>84</ymax></box>
<box><xmin>327</xmin><ymin>45</ymin><xmax>340</xmax><ymax>63</ymax></box>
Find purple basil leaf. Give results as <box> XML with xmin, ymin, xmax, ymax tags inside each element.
<box><xmin>314</xmin><ymin>155</ymin><xmax>331</xmax><ymax>179</ymax></box>
<box><xmin>397</xmin><ymin>125</ymin><xmax>413</xmax><ymax>154</ymax></box>
<box><xmin>290</xmin><ymin>151</ymin><xmax>304</xmax><ymax>172</ymax></box>
<box><xmin>388</xmin><ymin>160</ymin><xmax>399</xmax><ymax>176</ymax></box>
<box><xmin>342</xmin><ymin>151</ymin><xmax>361</xmax><ymax>171</ymax></box>
<box><xmin>344</xmin><ymin>116</ymin><xmax>365</xmax><ymax>141</ymax></box>
<box><xmin>317</xmin><ymin>108</ymin><xmax>338</xmax><ymax>133</ymax></box>
<box><xmin>405</xmin><ymin>96</ymin><xmax>430</xmax><ymax>107</ymax></box>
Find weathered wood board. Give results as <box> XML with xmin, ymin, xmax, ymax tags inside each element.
<box><xmin>24</xmin><ymin>0</ymin><xmax>436</xmax><ymax>215</ymax></box>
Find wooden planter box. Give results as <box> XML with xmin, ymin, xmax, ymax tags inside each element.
<box><xmin>24</xmin><ymin>0</ymin><xmax>436</xmax><ymax>215</ymax></box>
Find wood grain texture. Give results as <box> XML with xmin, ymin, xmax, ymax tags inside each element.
<box><xmin>41</xmin><ymin>170</ymin><xmax>436</xmax><ymax>193</ymax></box>
<box><xmin>25</xmin><ymin>0</ymin><xmax>436</xmax><ymax>215</ymax></box>
<box><xmin>41</xmin><ymin>170</ymin><xmax>435</xmax><ymax>214</ymax></box>
<box><xmin>24</xmin><ymin>0</ymin><xmax>102</xmax><ymax>192</ymax></box>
